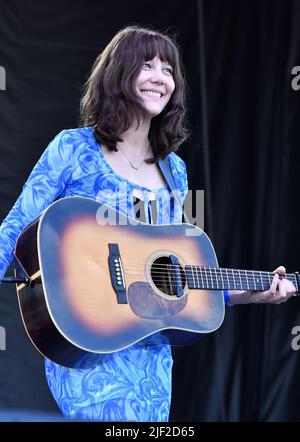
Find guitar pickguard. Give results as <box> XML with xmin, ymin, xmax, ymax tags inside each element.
<box><xmin>127</xmin><ymin>282</ymin><xmax>188</xmax><ymax>319</ymax></box>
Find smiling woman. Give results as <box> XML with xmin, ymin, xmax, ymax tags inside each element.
<box><xmin>0</xmin><ymin>25</ymin><xmax>191</xmax><ymax>422</ymax></box>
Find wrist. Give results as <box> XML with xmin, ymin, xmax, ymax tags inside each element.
<box><xmin>224</xmin><ymin>290</ymin><xmax>234</xmax><ymax>306</ymax></box>
<box><xmin>227</xmin><ymin>290</ymin><xmax>249</xmax><ymax>305</ymax></box>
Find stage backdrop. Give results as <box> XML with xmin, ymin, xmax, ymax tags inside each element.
<box><xmin>0</xmin><ymin>0</ymin><xmax>300</xmax><ymax>421</ymax></box>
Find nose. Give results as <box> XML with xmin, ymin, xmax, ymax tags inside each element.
<box><xmin>149</xmin><ymin>66</ymin><xmax>165</xmax><ymax>85</ymax></box>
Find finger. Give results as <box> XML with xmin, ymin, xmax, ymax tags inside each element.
<box><xmin>273</xmin><ymin>265</ymin><xmax>286</xmax><ymax>276</ymax></box>
<box><xmin>271</xmin><ymin>280</ymin><xmax>296</xmax><ymax>304</ymax></box>
<box><xmin>286</xmin><ymin>281</ymin><xmax>297</xmax><ymax>297</ymax></box>
<box><xmin>269</xmin><ymin>279</ymin><xmax>287</xmax><ymax>304</ymax></box>
<box><xmin>269</xmin><ymin>273</ymin><xmax>279</xmax><ymax>294</ymax></box>
<box><xmin>277</xmin><ymin>279</ymin><xmax>287</xmax><ymax>299</ymax></box>
<box><xmin>276</xmin><ymin>279</ymin><xmax>296</xmax><ymax>301</ymax></box>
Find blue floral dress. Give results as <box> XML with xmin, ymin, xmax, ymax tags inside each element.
<box><xmin>0</xmin><ymin>126</ymin><xmax>188</xmax><ymax>421</ymax></box>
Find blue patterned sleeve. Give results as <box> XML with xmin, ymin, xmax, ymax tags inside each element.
<box><xmin>0</xmin><ymin>130</ymin><xmax>74</xmax><ymax>280</ymax></box>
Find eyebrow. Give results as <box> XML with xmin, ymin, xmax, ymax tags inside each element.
<box><xmin>144</xmin><ymin>57</ymin><xmax>173</xmax><ymax>64</ymax></box>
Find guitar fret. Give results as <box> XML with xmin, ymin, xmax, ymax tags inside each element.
<box><xmin>195</xmin><ymin>266</ymin><xmax>199</xmax><ymax>289</ymax></box>
<box><xmin>260</xmin><ymin>272</ymin><xmax>264</xmax><ymax>291</ymax></box>
<box><xmin>231</xmin><ymin>269</ymin><xmax>236</xmax><ymax>290</ymax></box>
<box><xmin>225</xmin><ymin>268</ymin><xmax>229</xmax><ymax>290</ymax></box>
<box><xmin>200</xmin><ymin>267</ymin><xmax>204</xmax><ymax>289</ymax></box>
<box><xmin>253</xmin><ymin>271</ymin><xmax>257</xmax><ymax>291</ymax></box>
<box><xmin>191</xmin><ymin>266</ymin><xmax>196</xmax><ymax>288</ymax></box>
<box><xmin>187</xmin><ymin>266</ymin><xmax>193</xmax><ymax>288</ymax></box>
<box><xmin>216</xmin><ymin>268</ymin><xmax>223</xmax><ymax>288</ymax></box>
<box><xmin>252</xmin><ymin>272</ymin><xmax>256</xmax><ymax>290</ymax></box>
<box><xmin>219</xmin><ymin>268</ymin><xmax>223</xmax><ymax>288</ymax></box>
<box><xmin>204</xmin><ymin>267</ymin><xmax>208</xmax><ymax>289</ymax></box>
<box><xmin>208</xmin><ymin>267</ymin><xmax>213</xmax><ymax>289</ymax></box>
<box><xmin>256</xmin><ymin>272</ymin><xmax>260</xmax><ymax>290</ymax></box>
<box><xmin>238</xmin><ymin>270</ymin><xmax>242</xmax><ymax>290</ymax></box>
<box><xmin>248</xmin><ymin>271</ymin><xmax>252</xmax><ymax>290</ymax></box>
<box><xmin>204</xmin><ymin>268</ymin><xmax>208</xmax><ymax>288</ymax></box>
<box><xmin>206</xmin><ymin>267</ymin><xmax>210</xmax><ymax>289</ymax></box>
<box><xmin>245</xmin><ymin>270</ymin><xmax>249</xmax><ymax>290</ymax></box>
<box><xmin>252</xmin><ymin>272</ymin><xmax>260</xmax><ymax>291</ymax></box>
<box><xmin>214</xmin><ymin>268</ymin><xmax>219</xmax><ymax>289</ymax></box>
<box><xmin>218</xmin><ymin>269</ymin><xmax>223</xmax><ymax>289</ymax></box>
<box><xmin>268</xmin><ymin>273</ymin><xmax>272</xmax><ymax>288</ymax></box>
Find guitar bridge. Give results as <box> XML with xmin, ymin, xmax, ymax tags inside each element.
<box><xmin>108</xmin><ymin>243</ymin><xmax>127</xmax><ymax>304</ymax></box>
<box><xmin>169</xmin><ymin>254</ymin><xmax>184</xmax><ymax>298</ymax></box>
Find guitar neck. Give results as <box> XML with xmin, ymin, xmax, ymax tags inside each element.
<box><xmin>185</xmin><ymin>266</ymin><xmax>300</xmax><ymax>292</ymax></box>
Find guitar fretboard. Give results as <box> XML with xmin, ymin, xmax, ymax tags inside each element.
<box><xmin>185</xmin><ymin>266</ymin><xmax>299</xmax><ymax>292</ymax></box>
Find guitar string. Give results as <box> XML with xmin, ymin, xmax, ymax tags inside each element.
<box><xmin>115</xmin><ymin>275</ymin><xmax>294</xmax><ymax>293</ymax></box>
<box><xmin>109</xmin><ymin>259</ymin><xmax>297</xmax><ymax>287</ymax></box>
<box><xmin>125</xmin><ymin>264</ymin><xmax>296</xmax><ymax>272</ymax></box>
<box><xmin>120</xmin><ymin>269</ymin><xmax>296</xmax><ymax>284</ymax></box>
<box><xmin>121</xmin><ymin>274</ymin><xmax>293</xmax><ymax>284</ymax></box>
<box><xmin>124</xmin><ymin>267</ymin><xmax>295</xmax><ymax>277</ymax></box>
<box><xmin>123</xmin><ymin>268</ymin><xmax>295</xmax><ymax>278</ymax></box>
<box><xmin>124</xmin><ymin>275</ymin><xmax>295</xmax><ymax>286</ymax></box>
<box><xmin>123</xmin><ymin>266</ymin><xmax>296</xmax><ymax>277</ymax></box>
<box><xmin>119</xmin><ymin>268</ymin><xmax>297</xmax><ymax>289</ymax></box>
<box><xmin>120</xmin><ymin>262</ymin><xmax>296</xmax><ymax>275</ymax></box>
<box><xmin>130</xmin><ymin>271</ymin><xmax>295</xmax><ymax>281</ymax></box>
<box><xmin>119</xmin><ymin>275</ymin><xmax>295</xmax><ymax>292</ymax></box>
<box><xmin>121</xmin><ymin>265</ymin><xmax>296</xmax><ymax>281</ymax></box>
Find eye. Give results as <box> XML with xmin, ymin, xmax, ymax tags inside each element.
<box><xmin>142</xmin><ymin>62</ymin><xmax>151</xmax><ymax>69</ymax></box>
<box><xmin>163</xmin><ymin>66</ymin><xmax>174</xmax><ymax>75</ymax></box>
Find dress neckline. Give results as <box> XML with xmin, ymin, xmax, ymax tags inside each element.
<box><xmin>93</xmin><ymin>130</ymin><xmax>169</xmax><ymax>193</ymax></box>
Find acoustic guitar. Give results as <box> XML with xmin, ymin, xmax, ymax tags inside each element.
<box><xmin>8</xmin><ymin>196</ymin><xmax>299</xmax><ymax>368</ymax></box>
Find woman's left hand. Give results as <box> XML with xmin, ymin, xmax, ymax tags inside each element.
<box><xmin>228</xmin><ymin>266</ymin><xmax>297</xmax><ymax>305</ymax></box>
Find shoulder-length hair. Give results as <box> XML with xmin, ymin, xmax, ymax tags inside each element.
<box><xmin>79</xmin><ymin>25</ymin><xmax>190</xmax><ymax>162</ymax></box>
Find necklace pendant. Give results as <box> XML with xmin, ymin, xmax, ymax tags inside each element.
<box><xmin>130</xmin><ymin>162</ymin><xmax>138</xmax><ymax>170</ymax></box>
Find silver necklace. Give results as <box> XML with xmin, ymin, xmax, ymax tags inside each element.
<box><xmin>117</xmin><ymin>143</ymin><xmax>150</xmax><ymax>171</ymax></box>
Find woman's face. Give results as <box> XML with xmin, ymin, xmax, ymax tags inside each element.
<box><xmin>135</xmin><ymin>55</ymin><xmax>175</xmax><ymax>118</ymax></box>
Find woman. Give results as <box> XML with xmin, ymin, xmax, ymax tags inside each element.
<box><xmin>0</xmin><ymin>25</ymin><xmax>296</xmax><ymax>421</ymax></box>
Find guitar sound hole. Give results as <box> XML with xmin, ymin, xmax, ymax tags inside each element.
<box><xmin>150</xmin><ymin>256</ymin><xmax>186</xmax><ymax>297</ymax></box>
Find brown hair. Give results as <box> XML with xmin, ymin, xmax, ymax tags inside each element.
<box><xmin>79</xmin><ymin>25</ymin><xmax>190</xmax><ymax>162</ymax></box>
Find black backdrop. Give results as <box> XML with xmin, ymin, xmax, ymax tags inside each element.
<box><xmin>0</xmin><ymin>0</ymin><xmax>300</xmax><ymax>421</ymax></box>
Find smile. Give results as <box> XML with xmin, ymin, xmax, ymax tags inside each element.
<box><xmin>140</xmin><ymin>90</ymin><xmax>163</xmax><ymax>98</ymax></box>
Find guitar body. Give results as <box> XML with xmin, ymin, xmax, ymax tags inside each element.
<box><xmin>14</xmin><ymin>196</ymin><xmax>224</xmax><ymax>368</ymax></box>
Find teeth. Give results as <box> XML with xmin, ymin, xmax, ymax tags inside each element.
<box><xmin>141</xmin><ymin>90</ymin><xmax>161</xmax><ymax>97</ymax></box>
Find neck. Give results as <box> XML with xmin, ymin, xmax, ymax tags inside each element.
<box><xmin>118</xmin><ymin>119</ymin><xmax>151</xmax><ymax>157</ymax></box>
<box><xmin>185</xmin><ymin>265</ymin><xmax>299</xmax><ymax>292</ymax></box>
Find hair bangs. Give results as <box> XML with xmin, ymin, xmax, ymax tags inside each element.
<box><xmin>135</xmin><ymin>32</ymin><xmax>178</xmax><ymax>68</ymax></box>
